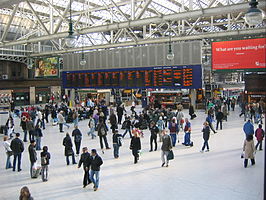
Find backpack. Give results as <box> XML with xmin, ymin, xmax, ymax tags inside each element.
<box><xmin>41</xmin><ymin>156</ymin><xmax>47</xmax><ymax>165</ymax></box>
<box><xmin>169</xmin><ymin>123</ymin><xmax>176</xmax><ymax>133</ymax></box>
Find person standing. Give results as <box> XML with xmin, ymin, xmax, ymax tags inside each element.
<box><xmin>72</xmin><ymin>126</ymin><xmax>82</xmax><ymax>156</ymax></box>
<box><xmin>168</xmin><ymin>118</ymin><xmax>179</xmax><ymax>147</ymax></box>
<box><xmin>200</xmin><ymin>122</ymin><xmax>211</xmax><ymax>152</ymax></box>
<box><xmin>161</xmin><ymin>130</ymin><xmax>172</xmax><ymax>167</ymax></box>
<box><xmin>10</xmin><ymin>133</ymin><xmax>24</xmax><ymax>172</ymax></box>
<box><xmin>117</xmin><ymin>104</ymin><xmax>125</xmax><ymax>125</ymax></box>
<box><xmin>109</xmin><ymin>110</ymin><xmax>118</xmax><ymax>133</ymax></box>
<box><xmin>34</xmin><ymin>125</ymin><xmax>43</xmax><ymax>151</ymax></box>
<box><xmin>243</xmin><ymin>135</ymin><xmax>255</xmax><ymax>168</ymax></box>
<box><xmin>40</xmin><ymin>146</ymin><xmax>51</xmax><ymax>182</ymax></box>
<box><xmin>20</xmin><ymin>116</ymin><xmax>28</xmax><ymax>142</ymax></box>
<box><xmin>255</xmin><ymin>124</ymin><xmax>264</xmax><ymax>150</ymax></box>
<box><xmin>149</xmin><ymin>121</ymin><xmax>159</xmax><ymax>152</ymax></box>
<box><xmin>19</xmin><ymin>186</ymin><xmax>34</xmax><ymax>200</ymax></box>
<box><xmin>97</xmin><ymin>120</ymin><xmax>110</xmax><ymax>151</ymax></box>
<box><xmin>182</xmin><ymin>118</ymin><xmax>193</xmax><ymax>146</ymax></box>
<box><xmin>28</xmin><ymin>140</ymin><xmax>37</xmax><ymax>178</ymax></box>
<box><xmin>6</xmin><ymin>116</ymin><xmax>14</xmax><ymax>139</ymax></box>
<box><xmin>78</xmin><ymin>147</ymin><xmax>92</xmax><ymax>188</ymax></box>
<box><xmin>87</xmin><ymin>115</ymin><xmax>96</xmax><ymax>139</ymax></box>
<box><xmin>130</xmin><ymin>130</ymin><xmax>141</xmax><ymax>164</ymax></box>
<box><xmin>215</xmin><ymin>109</ymin><xmax>224</xmax><ymax>130</ymax></box>
<box><xmin>63</xmin><ymin>133</ymin><xmax>77</xmax><ymax>165</ymax></box>
<box><xmin>189</xmin><ymin>104</ymin><xmax>196</xmax><ymax>120</ymax></box>
<box><xmin>26</xmin><ymin>118</ymin><xmax>35</xmax><ymax>141</ymax></box>
<box><xmin>156</xmin><ymin>116</ymin><xmax>165</xmax><ymax>142</ymax></box>
<box><xmin>73</xmin><ymin>109</ymin><xmax>79</xmax><ymax>127</ymax></box>
<box><xmin>3</xmin><ymin>136</ymin><xmax>13</xmax><ymax>169</ymax></box>
<box><xmin>206</xmin><ymin>114</ymin><xmax>217</xmax><ymax>134</ymax></box>
<box><xmin>90</xmin><ymin>149</ymin><xmax>103</xmax><ymax>191</ymax></box>
<box><xmin>58</xmin><ymin>111</ymin><xmax>69</xmax><ymax>132</ymax></box>
<box><xmin>243</xmin><ymin>119</ymin><xmax>254</xmax><ymax>138</ymax></box>
<box><xmin>112</xmin><ymin>130</ymin><xmax>122</xmax><ymax>158</ymax></box>
<box><xmin>222</xmin><ymin>103</ymin><xmax>228</xmax><ymax>122</ymax></box>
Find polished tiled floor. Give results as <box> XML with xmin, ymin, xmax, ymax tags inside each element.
<box><xmin>0</xmin><ymin>106</ymin><xmax>264</xmax><ymax>200</ymax></box>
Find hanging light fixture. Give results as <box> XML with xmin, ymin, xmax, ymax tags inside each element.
<box><xmin>167</xmin><ymin>35</ymin><xmax>174</xmax><ymax>60</ymax></box>
<box><xmin>244</xmin><ymin>0</ymin><xmax>264</xmax><ymax>26</ymax></box>
<box><xmin>80</xmin><ymin>48</ymin><xmax>86</xmax><ymax>65</ymax></box>
<box><xmin>65</xmin><ymin>0</ymin><xmax>76</xmax><ymax>47</ymax></box>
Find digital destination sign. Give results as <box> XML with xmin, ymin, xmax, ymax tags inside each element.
<box><xmin>212</xmin><ymin>38</ymin><xmax>266</xmax><ymax>71</ymax></box>
<box><xmin>62</xmin><ymin>65</ymin><xmax>202</xmax><ymax>89</ymax></box>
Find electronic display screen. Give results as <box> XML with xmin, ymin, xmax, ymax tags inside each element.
<box><xmin>62</xmin><ymin>65</ymin><xmax>202</xmax><ymax>89</ymax></box>
<box><xmin>212</xmin><ymin>38</ymin><xmax>266</xmax><ymax>70</ymax></box>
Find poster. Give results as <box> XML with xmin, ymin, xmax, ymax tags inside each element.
<box><xmin>212</xmin><ymin>38</ymin><xmax>266</xmax><ymax>70</ymax></box>
<box><xmin>35</xmin><ymin>57</ymin><xmax>59</xmax><ymax>77</ymax></box>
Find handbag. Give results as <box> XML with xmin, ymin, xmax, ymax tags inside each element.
<box><xmin>167</xmin><ymin>150</ymin><xmax>174</xmax><ymax>160</ymax></box>
<box><xmin>240</xmin><ymin>152</ymin><xmax>244</xmax><ymax>159</ymax></box>
<box><xmin>67</xmin><ymin>149</ymin><xmax>74</xmax><ymax>156</ymax></box>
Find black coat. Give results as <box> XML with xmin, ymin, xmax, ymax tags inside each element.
<box><xmin>130</xmin><ymin>136</ymin><xmax>141</xmax><ymax>151</ymax></box>
<box><xmin>78</xmin><ymin>152</ymin><xmax>91</xmax><ymax>170</ymax></box>
<box><xmin>89</xmin><ymin>155</ymin><xmax>103</xmax><ymax>171</ymax></box>
<box><xmin>28</xmin><ymin>144</ymin><xmax>37</xmax><ymax>163</ymax></box>
<box><xmin>35</xmin><ymin>128</ymin><xmax>43</xmax><ymax>137</ymax></box>
<box><xmin>40</xmin><ymin>151</ymin><xmax>51</xmax><ymax>166</ymax></box>
<box><xmin>97</xmin><ymin>123</ymin><xmax>108</xmax><ymax>136</ymax></box>
<box><xmin>109</xmin><ymin>114</ymin><xmax>117</xmax><ymax>126</ymax></box>
<box><xmin>149</xmin><ymin>125</ymin><xmax>159</xmax><ymax>135</ymax></box>
<box><xmin>72</xmin><ymin>128</ymin><xmax>82</xmax><ymax>142</ymax></box>
<box><xmin>202</xmin><ymin>126</ymin><xmax>210</xmax><ymax>141</ymax></box>
<box><xmin>10</xmin><ymin>138</ymin><xmax>24</xmax><ymax>154</ymax></box>
<box><xmin>63</xmin><ymin>136</ymin><xmax>73</xmax><ymax>156</ymax></box>
<box><xmin>216</xmin><ymin>112</ymin><xmax>224</xmax><ymax>121</ymax></box>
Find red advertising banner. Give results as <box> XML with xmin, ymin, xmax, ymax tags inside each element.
<box><xmin>212</xmin><ymin>38</ymin><xmax>266</xmax><ymax>70</ymax></box>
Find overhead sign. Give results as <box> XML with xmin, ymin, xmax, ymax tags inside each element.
<box><xmin>62</xmin><ymin>65</ymin><xmax>202</xmax><ymax>89</ymax></box>
<box><xmin>212</xmin><ymin>38</ymin><xmax>266</xmax><ymax>71</ymax></box>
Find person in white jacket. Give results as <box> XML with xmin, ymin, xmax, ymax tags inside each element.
<box><xmin>58</xmin><ymin>111</ymin><xmax>69</xmax><ymax>133</ymax></box>
<box><xmin>3</xmin><ymin>136</ymin><xmax>13</xmax><ymax>169</ymax></box>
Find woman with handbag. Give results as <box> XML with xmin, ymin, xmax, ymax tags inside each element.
<box><xmin>3</xmin><ymin>136</ymin><xmax>13</xmax><ymax>169</ymax></box>
<box><xmin>63</xmin><ymin>133</ymin><xmax>77</xmax><ymax>165</ymax></box>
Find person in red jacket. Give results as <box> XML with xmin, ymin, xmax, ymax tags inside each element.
<box><xmin>255</xmin><ymin>124</ymin><xmax>264</xmax><ymax>150</ymax></box>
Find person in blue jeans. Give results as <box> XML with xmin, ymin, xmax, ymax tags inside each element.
<box><xmin>3</xmin><ymin>136</ymin><xmax>13</xmax><ymax>169</ymax></box>
<box><xmin>10</xmin><ymin>133</ymin><xmax>24</xmax><ymax>172</ymax></box>
<box><xmin>112</xmin><ymin>130</ymin><xmax>122</xmax><ymax>158</ymax></box>
<box><xmin>122</xmin><ymin>117</ymin><xmax>132</xmax><ymax>138</ymax></box>
<box><xmin>89</xmin><ymin>149</ymin><xmax>103</xmax><ymax>191</ymax></box>
<box><xmin>35</xmin><ymin>125</ymin><xmax>43</xmax><ymax>151</ymax></box>
<box><xmin>168</xmin><ymin>118</ymin><xmax>179</xmax><ymax>147</ymax></box>
<box><xmin>182</xmin><ymin>118</ymin><xmax>192</xmax><ymax>146</ymax></box>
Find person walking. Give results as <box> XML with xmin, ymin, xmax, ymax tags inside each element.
<box><xmin>58</xmin><ymin>111</ymin><xmax>69</xmax><ymax>132</ymax></box>
<box><xmin>72</xmin><ymin>126</ymin><xmax>82</xmax><ymax>156</ymax></box>
<box><xmin>19</xmin><ymin>186</ymin><xmax>34</xmax><ymax>200</ymax></box>
<box><xmin>206</xmin><ymin>114</ymin><xmax>217</xmax><ymax>134</ymax></box>
<box><xmin>149</xmin><ymin>121</ymin><xmax>159</xmax><ymax>152</ymax></box>
<box><xmin>200</xmin><ymin>122</ymin><xmax>211</xmax><ymax>152</ymax></box>
<box><xmin>255</xmin><ymin>124</ymin><xmax>264</xmax><ymax>150</ymax></box>
<box><xmin>168</xmin><ymin>118</ymin><xmax>179</xmax><ymax>147</ymax></box>
<box><xmin>161</xmin><ymin>130</ymin><xmax>172</xmax><ymax>167</ymax></box>
<box><xmin>6</xmin><ymin>116</ymin><xmax>14</xmax><ymax>139</ymax></box>
<box><xmin>78</xmin><ymin>147</ymin><xmax>92</xmax><ymax>188</ymax></box>
<box><xmin>243</xmin><ymin>135</ymin><xmax>255</xmax><ymax>168</ymax></box>
<box><xmin>20</xmin><ymin>116</ymin><xmax>28</xmax><ymax>142</ymax></box>
<box><xmin>90</xmin><ymin>149</ymin><xmax>103</xmax><ymax>191</ymax></box>
<box><xmin>40</xmin><ymin>146</ymin><xmax>51</xmax><ymax>182</ymax></box>
<box><xmin>215</xmin><ymin>109</ymin><xmax>224</xmax><ymax>130</ymax></box>
<box><xmin>97</xmin><ymin>120</ymin><xmax>110</xmax><ymax>152</ymax></box>
<box><xmin>182</xmin><ymin>118</ymin><xmax>193</xmax><ymax>146</ymax></box>
<box><xmin>73</xmin><ymin>109</ymin><xmax>79</xmax><ymax>127</ymax></box>
<box><xmin>10</xmin><ymin>133</ymin><xmax>24</xmax><ymax>172</ymax></box>
<box><xmin>222</xmin><ymin>103</ymin><xmax>228</xmax><ymax>122</ymax></box>
<box><xmin>157</xmin><ymin>116</ymin><xmax>165</xmax><ymax>142</ymax></box>
<box><xmin>189</xmin><ymin>104</ymin><xmax>196</xmax><ymax>120</ymax></box>
<box><xmin>3</xmin><ymin>136</ymin><xmax>13</xmax><ymax>169</ymax></box>
<box><xmin>34</xmin><ymin>125</ymin><xmax>43</xmax><ymax>151</ymax></box>
<box><xmin>130</xmin><ymin>130</ymin><xmax>141</xmax><ymax>164</ymax></box>
<box><xmin>112</xmin><ymin>130</ymin><xmax>122</xmax><ymax>158</ymax></box>
<box><xmin>63</xmin><ymin>133</ymin><xmax>77</xmax><ymax>165</ymax></box>
<box><xmin>122</xmin><ymin>116</ymin><xmax>132</xmax><ymax>138</ymax></box>
<box><xmin>243</xmin><ymin>119</ymin><xmax>254</xmax><ymax>138</ymax></box>
<box><xmin>109</xmin><ymin>110</ymin><xmax>118</xmax><ymax>133</ymax></box>
<box><xmin>28</xmin><ymin>140</ymin><xmax>37</xmax><ymax>178</ymax></box>
<box><xmin>176</xmin><ymin>110</ymin><xmax>184</xmax><ymax>130</ymax></box>
<box><xmin>87</xmin><ymin>115</ymin><xmax>96</xmax><ymax>139</ymax></box>
<box><xmin>117</xmin><ymin>104</ymin><xmax>125</xmax><ymax>125</ymax></box>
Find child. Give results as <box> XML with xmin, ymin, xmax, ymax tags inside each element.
<box><xmin>41</xmin><ymin>146</ymin><xmax>51</xmax><ymax>182</ymax></box>
<box><xmin>255</xmin><ymin>124</ymin><xmax>264</xmax><ymax>150</ymax></box>
<box><xmin>243</xmin><ymin>135</ymin><xmax>255</xmax><ymax>168</ymax></box>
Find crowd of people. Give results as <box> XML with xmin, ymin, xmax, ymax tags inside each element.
<box><xmin>2</xmin><ymin>96</ymin><xmax>265</xmax><ymax>198</ymax></box>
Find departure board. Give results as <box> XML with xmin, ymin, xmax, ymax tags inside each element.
<box><xmin>62</xmin><ymin>65</ymin><xmax>202</xmax><ymax>89</ymax></box>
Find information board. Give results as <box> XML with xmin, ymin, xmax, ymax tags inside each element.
<box><xmin>212</xmin><ymin>38</ymin><xmax>266</xmax><ymax>71</ymax></box>
<box><xmin>62</xmin><ymin>65</ymin><xmax>202</xmax><ymax>89</ymax></box>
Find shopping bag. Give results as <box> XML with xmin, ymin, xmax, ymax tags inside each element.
<box><xmin>167</xmin><ymin>150</ymin><xmax>174</xmax><ymax>160</ymax></box>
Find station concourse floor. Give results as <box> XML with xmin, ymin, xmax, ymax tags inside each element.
<box><xmin>0</xmin><ymin>106</ymin><xmax>264</xmax><ymax>200</ymax></box>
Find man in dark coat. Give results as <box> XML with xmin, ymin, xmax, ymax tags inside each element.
<box><xmin>149</xmin><ymin>121</ymin><xmax>159</xmax><ymax>152</ymax></box>
<box><xmin>161</xmin><ymin>129</ymin><xmax>173</xmax><ymax>167</ymax></box>
<box><xmin>216</xmin><ymin>109</ymin><xmax>224</xmax><ymax>130</ymax></box>
<box><xmin>28</xmin><ymin>140</ymin><xmax>37</xmax><ymax>178</ymax></box>
<box><xmin>130</xmin><ymin>131</ymin><xmax>141</xmax><ymax>164</ymax></box>
<box><xmin>63</xmin><ymin>133</ymin><xmax>77</xmax><ymax>165</ymax></box>
<box><xmin>10</xmin><ymin>133</ymin><xmax>24</xmax><ymax>172</ymax></box>
<box><xmin>89</xmin><ymin>149</ymin><xmax>103</xmax><ymax>191</ymax></box>
<box><xmin>78</xmin><ymin>147</ymin><xmax>92</xmax><ymax>188</ymax></box>
<box><xmin>201</xmin><ymin>122</ymin><xmax>211</xmax><ymax>152</ymax></box>
<box><xmin>72</xmin><ymin>126</ymin><xmax>82</xmax><ymax>155</ymax></box>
